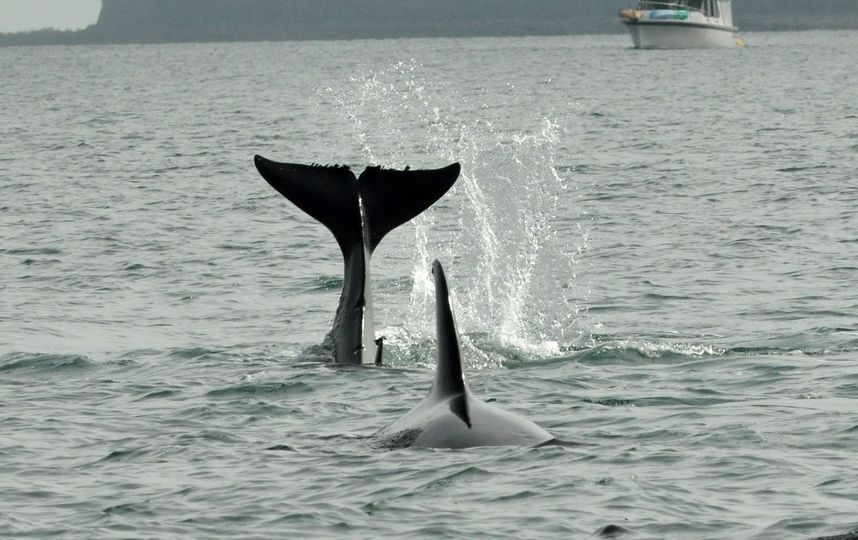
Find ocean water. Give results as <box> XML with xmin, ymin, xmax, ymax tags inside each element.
<box><xmin>2</xmin><ymin>30</ymin><xmax>858</xmax><ymax>538</ymax></box>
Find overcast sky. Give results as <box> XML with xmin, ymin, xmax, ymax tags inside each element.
<box><xmin>0</xmin><ymin>0</ymin><xmax>101</xmax><ymax>33</ymax></box>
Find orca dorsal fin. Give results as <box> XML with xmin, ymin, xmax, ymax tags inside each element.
<box><xmin>254</xmin><ymin>155</ymin><xmax>361</xmax><ymax>254</ymax></box>
<box><xmin>431</xmin><ymin>260</ymin><xmax>468</xmax><ymax>399</ymax></box>
<box><xmin>359</xmin><ymin>163</ymin><xmax>460</xmax><ymax>252</ymax></box>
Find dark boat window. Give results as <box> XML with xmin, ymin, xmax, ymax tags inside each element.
<box><xmin>701</xmin><ymin>0</ymin><xmax>720</xmax><ymax>17</ymax></box>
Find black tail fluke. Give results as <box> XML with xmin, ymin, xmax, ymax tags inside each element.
<box><xmin>358</xmin><ymin>163</ymin><xmax>460</xmax><ymax>251</ymax></box>
<box><xmin>254</xmin><ymin>155</ymin><xmax>361</xmax><ymax>253</ymax></box>
<box><xmin>254</xmin><ymin>156</ymin><xmax>459</xmax><ymax>255</ymax></box>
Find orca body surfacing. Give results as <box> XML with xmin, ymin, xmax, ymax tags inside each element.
<box><xmin>377</xmin><ymin>260</ymin><xmax>555</xmax><ymax>448</ymax></box>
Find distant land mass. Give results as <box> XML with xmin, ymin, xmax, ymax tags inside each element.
<box><xmin>2</xmin><ymin>0</ymin><xmax>858</xmax><ymax>46</ymax></box>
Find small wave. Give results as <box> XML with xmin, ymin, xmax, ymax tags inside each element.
<box><xmin>92</xmin><ymin>448</ymin><xmax>149</xmax><ymax>465</ymax></box>
<box><xmin>0</xmin><ymin>353</ymin><xmax>93</xmax><ymax>374</ymax></box>
<box><xmin>21</xmin><ymin>257</ymin><xmax>61</xmax><ymax>266</ymax></box>
<box><xmin>726</xmin><ymin>328</ymin><xmax>858</xmax><ymax>356</ymax></box>
<box><xmin>122</xmin><ymin>262</ymin><xmax>159</xmax><ymax>271</ymax></box>
<box><xmin>177</xmin><ymin>430</ymin><xmax>243</xmax><ymax>445</ymax></box>
<box><xmin>727</xmin><ymin>345</ymin><xmax>858</xmax><ymax>357</ymax></box>
<box><xmin>776</xmin><ymin>164</ymin><xmax>832</xmax><ymax>173</ymax></box>
<box><xmin>103</xmin><ymin>502</ymin><xmax>155</xmax><ymax>516</ymax></box>
<box><xmin>18</xmin><ymin>489</ymin><xmax>57</xmax><ymax>500</ymax></box>
<box><xmin>218</xmin><ymin>243</ymin><xmax>254</xmax><ymax>251</ymax></box>
<box><xmin>265</xmin><ymin>444</ymin><xmax>299</xmax><ymax>452</ymax></box>
<box><xmin>574</xmin><ymin>339</ymin><xmax>725</xmax><ymax>365</ymax></box>
<box><xmin>136</xmin><ymin>389</ymin><xmax>177</xmax><ymax>400</ymax></box>
<box><xmin>584</xmin><ymin>395</ymin><xmax>732</xmax><ymax>407</ymax></box>
<box><xmin>308</xmin><ymin>275</ymin><xmax>343</xmax><ymax>291</ymax></box>
<box><xmin>643</xmin><ymin>292</ymin><xmax>692</xmax><ymax>301</ymax></box>
<box><xmin>168</xmin><ymin>347</ymin><xmax>224</xmax><ymax>360</ymax></box>
<box><xmin>2</xmin><ymin>247</ymin><xmax>63</xmax><ymax>256</ymax></box>
<box><xmin>206</xmin><ymin>381</ymin><xmax>314</xmax><ymax>398</ymax></box>
<box><xmin>414</xmin><ymin>465</ymin><xmax>492</xmax><ymax>491</ymax></box>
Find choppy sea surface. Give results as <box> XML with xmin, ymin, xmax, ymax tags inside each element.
<box><xmin>2</xmin><ymin>30</ymin><xmax>858</xmax><ymax>539</ymax></box>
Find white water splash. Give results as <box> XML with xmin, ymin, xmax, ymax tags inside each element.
<box><xmin>326</xmin><ymin>60</ymin><xmax>591</xmax><ymax>365</ymax></box>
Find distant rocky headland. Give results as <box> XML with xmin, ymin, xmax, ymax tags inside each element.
<box><xmin>2</xmin><ymin>0</ymin><xmax>858</xmax><ymax>46</ymax></box>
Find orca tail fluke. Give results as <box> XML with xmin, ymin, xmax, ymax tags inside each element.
<box><xmin>431</xmin><ymin>260</ymin><xmax>468</xmax><ymax>398</ymax></box>
<box><xmin>254</xmin><ymin>155</ymin><xmax>361</xmax><ymax>253</ymax></box>
<box><xmin>255</xmin><ymin>156</ymin><xmax>459</xmax><ymax>255</ymax></box>
<box><xmin>359</xmin><ymin>163</ymin><xmax>460</xmax><ymax>251</ymax></box>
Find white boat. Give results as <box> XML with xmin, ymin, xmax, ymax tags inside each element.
<box><xmin>619</xmin><ymin>0</ymin><xmax>743</xmax><ymax>49</ymax></box>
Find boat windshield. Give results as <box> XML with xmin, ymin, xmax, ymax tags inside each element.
<box><xmin>636</xmin><ymin>0</ymin><xmax>720</xmax><ymax>17</ymax></box>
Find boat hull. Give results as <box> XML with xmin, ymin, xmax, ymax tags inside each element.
<box><xmin>623</xmin><ymin>21</ymin><xmax>740</xmax><ymax>49</ymax></box>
